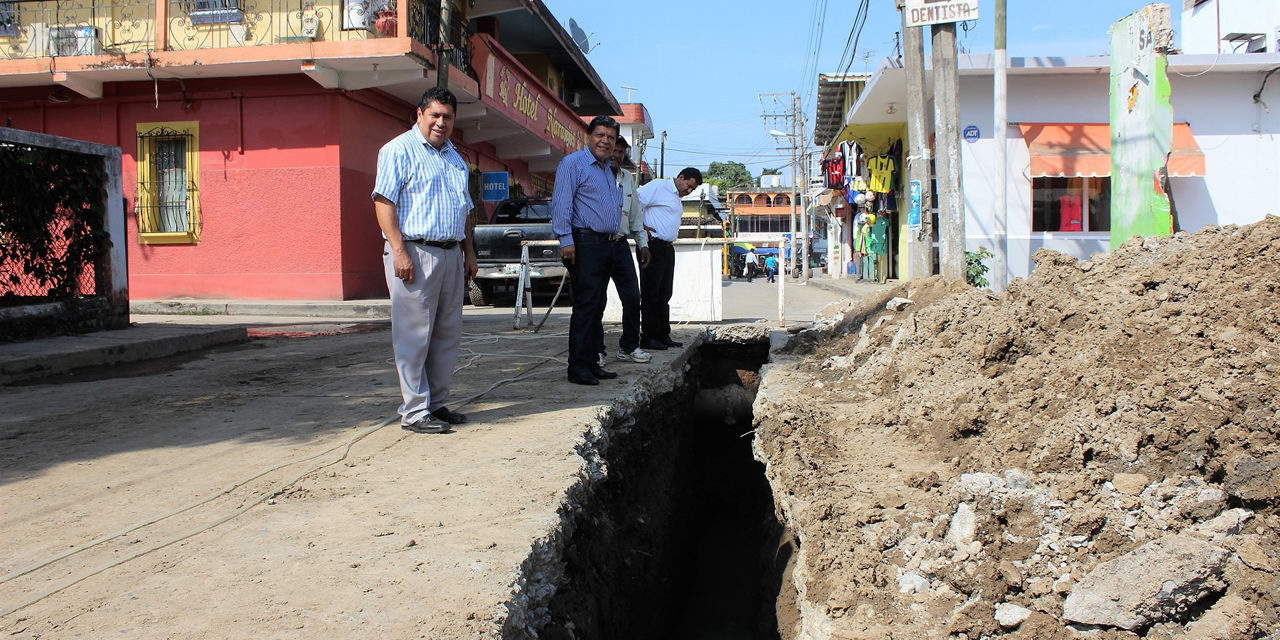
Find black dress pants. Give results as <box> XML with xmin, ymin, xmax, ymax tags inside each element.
<box><xmin>565</xmin><ymin>230</ymin><xmax>627</xmax><ymax>375</ymax></box>
<box><xmin>640</xmin><ymin>238</ymin><xmax>675</xmax><ymax>342</ymax></box>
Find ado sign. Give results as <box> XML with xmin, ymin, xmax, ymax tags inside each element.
<box><xmin>903</xmin><ymin>0</ymin><xmax>979</xmax><ymax>27</ymax></box>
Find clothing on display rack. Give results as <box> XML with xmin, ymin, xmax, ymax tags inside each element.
<box><xmin>868</xmin><ymin>154</ymin><xmax>896</xmax><ymax>193</ymax></box>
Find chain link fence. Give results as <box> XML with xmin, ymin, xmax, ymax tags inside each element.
<box><xmin>1</xmin><ymin>130</ymin><xmax>124</xmax><ymax>341</ymax></box>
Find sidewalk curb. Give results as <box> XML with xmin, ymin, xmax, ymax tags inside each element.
<box><xmin>131</xmin><ymin>300</ymin><xmax>393</xmax><ymax>318</ymax></box>
<box><xmin>0</xmin><ymin>326</ymin><xmax>249</xmax><ymax>385</ymax></box>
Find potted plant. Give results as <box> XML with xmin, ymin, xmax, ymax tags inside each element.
<box><xmin>374</xmin><ymin>4</ymin><xmax>395</xmax><ymax>37</ymax></box>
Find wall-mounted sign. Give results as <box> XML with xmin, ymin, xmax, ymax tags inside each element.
<box><xmin>908</xmin><ymin>180</ymin><xmax>922</xmax><ymax>230</ymax></box>
<box><xmin>482</xmin><ymin>171</ymin><xmax>509</xmax><ymax>202</ymax></box>
<box><xmin>474</xmin><ymin>34</ymin><xmax>587</xmax><ymax>156</ymax></box>
<box><xmin>903</xmin><ymin>0</ymin><xmax>979</xmax><ymax>28</ymax></box>
<box><xmin>963</xmin><ymin>125</ymin><xmax>980</xmax><ymax>143</ymax></box>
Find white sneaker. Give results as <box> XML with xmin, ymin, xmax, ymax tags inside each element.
<box><xmin>597</xmin><ymin>353</ymin><xmax>608</xmax><ymax>368</ymax></box>
<box><xmin>617</xmin><ymin>348</ymin><xmax>653</xmax><ymax>363</ymax></box>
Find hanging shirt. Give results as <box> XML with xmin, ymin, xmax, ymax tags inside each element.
<box><xmin>868</xmin><ymin>215</ymin><xmax>889</xmax><ymax>255</ymax></box>
<box><xmin>823</xmin><ymin>154</ymin><xmax>845</xmax><ymax>189</ymax></box>
<box><xmin>1058</xmin><ymin>195</ymin><xmax>1083</xmax><ymax>231</ymax></box>
<box><xmin>868</xmin><ymin>155</ymin><xmax>896</xmax><ymax>193</ymax></box>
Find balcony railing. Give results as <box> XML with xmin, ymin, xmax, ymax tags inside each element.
<box><xmin>0</xmin><ymin>0</ymin><xmax>471</xmax><ymax>69</ymax></box>
<box><xmin>1</xmin><ymin>0</ymin><xmax>155</xmax><ymax>59</ymax></box>
<box><xmin>406</xmin><ymin>0</ymin><xmax>472</xmax><ymax>78</ymax></box>
<box><xmin>166</xmin><ymin>0</ymin><xmax>385</xmax><ymax>49</ymax></box>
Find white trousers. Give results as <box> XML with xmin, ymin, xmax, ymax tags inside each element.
<box><xmin>383</xmin><ymin>241</ymin><xmax>464</xmax><ymax>425</ymax></box>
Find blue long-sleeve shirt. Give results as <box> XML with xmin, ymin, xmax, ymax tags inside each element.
<box><xmin>551</xmin><ymin>148</ymin><xmax>622</xmax><ymax>248</ymax></box>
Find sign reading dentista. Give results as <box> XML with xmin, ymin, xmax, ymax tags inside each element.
<box><xmin>474</xmin><ymin>34</ymin><xmax>587</xmax><ymax>155</ymax></box>
<box><xmin>903</xmin><ymin>0</ymin><xmax>979</xmax><ymax>27</ymax></box>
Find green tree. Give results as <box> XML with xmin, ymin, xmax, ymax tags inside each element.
<box><xmin>761</xmin><ymin>167</ymin><xmax>781</xmax><ymax>176</ymax></box>
<box><xmin>704</xmin><ymin>161</ymin><xmax>753</xmax><ymax>193</ymax></box>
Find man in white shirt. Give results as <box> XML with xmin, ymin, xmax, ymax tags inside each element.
<box><xmin>634</xmin><ymin>167</ymin><xmax>702</xmax><ymax>351</ymax></box>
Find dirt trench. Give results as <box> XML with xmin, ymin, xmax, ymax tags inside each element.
<box><xmin>753</xmin><ymin>217</ymin><xmax>1280</xmax><ymax>638</ymax></box>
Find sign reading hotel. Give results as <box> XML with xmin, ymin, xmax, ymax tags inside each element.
<box><xmin>475</xmin><ymin>34</ymin><xmax>586</xmax><ymax>156</ymax></box>
<box><xmin>903</xmin><ymin>0</ymin><xmax>978</xmax><ymax>27</ymax></box>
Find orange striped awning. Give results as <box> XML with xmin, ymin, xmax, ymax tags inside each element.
<box><xmin>1018</xmin><ymin>123</ymin><xmax>1205</xmax><ymax>178</ymax></box>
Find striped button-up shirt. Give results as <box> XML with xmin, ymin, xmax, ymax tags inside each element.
<box><xmin>551</xmin><ymin>148</ymin><xmax>622</xmax><ymax>249</ymax></box>
<box><xmin>371</xmin><ymin>126</ymin><xmax>472</xmax><ymax>242</ymax></box>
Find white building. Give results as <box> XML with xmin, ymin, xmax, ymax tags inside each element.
<box><xmin>834</xmin><ymin>0</ymin><xmax>1279</xmax><ymax>289</ymax></box>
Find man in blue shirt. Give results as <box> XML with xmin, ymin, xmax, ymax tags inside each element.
<box><xmin>372</xmin><ymin>87</ymin><xmax>477</xmax><ymax>433</ymax></box>
<box><xmin>551</xmin><ymin>115</ymin><xmax>628</xmax><ymax>385</ymax></box>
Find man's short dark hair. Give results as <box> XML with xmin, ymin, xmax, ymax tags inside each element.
<box><xmin>615</xmin><ymin>135</ymin><xmax>630</xmax><ymax>149</ymax></box>
<box><xmin>418</xmin><ymin>87</ymin><xmax>457</xmax><ymax>113</ymax></box>
<box><xmin>587</xmin><ymin>115</ymin><xmax>620</xmax><ymax>137</ymax></box>
<box><xmin>677</xmin><ymin>167</ymin><xmax>703</xmax><ymax>184</ymax></box>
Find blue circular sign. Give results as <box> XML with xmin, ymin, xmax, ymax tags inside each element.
<box><xmin>963</xmin><ymin>125</ymin><xmax>980</xmax><ymax>143</ymax></box>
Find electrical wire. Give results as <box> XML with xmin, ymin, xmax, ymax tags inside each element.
<box><xmin>0</xmin><ymin>332</ymin><xmax>570</xmax><ymax>617</ymax></box>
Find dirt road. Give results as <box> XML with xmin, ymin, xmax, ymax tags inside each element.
<box><xmin>1</xmin><ymin>278</ymin><xmax>861</xmax><ymax>638</ymax></box>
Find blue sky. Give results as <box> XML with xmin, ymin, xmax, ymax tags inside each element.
<box><xmin>542</xmin><ymin>0</ymin><xmax>1175</xmax><ymax>180</ymax></box>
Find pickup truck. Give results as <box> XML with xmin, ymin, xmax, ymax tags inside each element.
<box><xmin>469</xmin><ymin>197</ymin><xmax>566</xmax><ymax>306</ymax></box>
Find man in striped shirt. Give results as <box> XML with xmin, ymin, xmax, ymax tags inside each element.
<box><xmin>551</xmin><ymin>115</ymin><xmax>627</xmax><ymax>385</ymax></box>
<box><xmin>372</xmin><ymin>87</ymin><xmax>477</xmax><ymax>433</ymax></box>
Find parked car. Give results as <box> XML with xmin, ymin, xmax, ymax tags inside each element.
<box><xmin>469</xmin><ymin>197</ymin><xmax>565</xmax><ymax>306</ymax></box>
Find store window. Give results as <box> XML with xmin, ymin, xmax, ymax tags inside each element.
<box><xmin>136</xmin><ymin>122</ymin><xmax>200</xmax><ymax>244</ymax></box>
<box><xmin>1031</xmin><ymin>177</ymin><xmax>1110</xmax><ymax>233</ymax></box>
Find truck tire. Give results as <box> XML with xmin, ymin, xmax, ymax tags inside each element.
<box><xmin>468</xmin><ymin>280</ymin><xmax>493</xmax><ymax>307</ymax></box>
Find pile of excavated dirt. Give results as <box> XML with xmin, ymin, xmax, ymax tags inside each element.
<box><xmin>754</xmin><ymin>216</ymin><xmax>1280</xmax><ymax>639</ymax></box>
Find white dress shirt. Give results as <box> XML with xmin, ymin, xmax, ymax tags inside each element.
<box><xmin>635</xmin><ymin>178</ymin><xmax>682</xmax><ymax>242</ymax></box>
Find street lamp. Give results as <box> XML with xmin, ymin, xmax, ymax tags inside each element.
<box><xmin>769</xmin><ymin>129</ymin><xmax>802</xmax><ymax>278</ymax></box>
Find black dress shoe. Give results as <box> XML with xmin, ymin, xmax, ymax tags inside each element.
<box><xmin>430</xmin><ymin>406</ymin><xmax>468</xmax><ymax>425</ymax></box>
<box><xmin>640</xmin><ymin>338</ymin><xmax>668</xmax><ymax>351</ymax></box>
<box><xmin>590</xmin><ymin>365</ymin><xmax>619</xmax><ymax>380</ymax></box>
<box><xmin>661</xmin><ymin>337</ymin><xmax>683</xmax><ymax>348</ymax></box>
<box><xmin>568</xmin><ymin>369</ymin><xmax>599</xmax><ymax>385</ymax></box>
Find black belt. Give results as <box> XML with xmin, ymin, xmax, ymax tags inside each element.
<box><xmin>407</xmin><ymin>238</ymin><xmax>458</xmax><ymax>249</ymax></box>
<box><xmin>648</xmin><ymin>237</ymin><xmax>673</xmax><ymax>244</ymax></box>
<box><xmin>573</xmin><ymin>228</ymin><xmax>625</xmax><ymax>242</ymax></box>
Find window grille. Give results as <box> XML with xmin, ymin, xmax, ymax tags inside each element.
<box><xmin>0</xmin><ymin>2</ymin><xmax>17</xmax><ymax>37</ymax></box>
<box><xmin>136</xmin><ymin>125</ymin><xmax>200</xmax><ymax>243</ymax></box>
<box><xmin>188</xmin><ymin>0</ymin><xmax>243</xmax><ymax>25</ymax></box>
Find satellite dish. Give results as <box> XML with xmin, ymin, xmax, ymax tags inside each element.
<box><xmin>568</xmin><ymin>18</ymin><xmax>595</xmax><ymax>53</ymax></box>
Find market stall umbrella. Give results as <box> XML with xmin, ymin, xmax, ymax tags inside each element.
<box><xmin>731</xmin><ymin>242</ymin><xmax>757</xmax><ymax>254</ymax></box>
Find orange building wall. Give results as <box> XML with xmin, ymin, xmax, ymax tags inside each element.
<box><xmin>338</xmin><ymin>92</ymin><xmax>415</xmax><ymax>298</ymax></box>
<box><xmin>1</xmin><ymin>76</ymin><xmax>431</xmax><ymax>300</ymax></box>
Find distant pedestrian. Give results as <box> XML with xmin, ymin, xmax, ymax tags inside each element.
<box><xmin>744</xmin><ymin>248</ymin><xmax>758</xmax><ymax>282</ymax></box>
<box><xmin>636</xmin><ymin>167</ymin><xmax>703</xmax><ymax>351</ymax></box>
<box><xmin>765</xmin><ymin>254</ymin><xmax>778</xmax><ymax>283</ymax></box>
<box><xmin>551</xmin><ymin>115</ymin><xmax>629</xmax><ymax>386</ymax></box>
<box><xmin>372</xmin><ymin>86</ymin><xmax>477</xmax><ymax>434</ymax></box>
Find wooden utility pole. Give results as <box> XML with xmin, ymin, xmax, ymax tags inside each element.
<box><xmin>659</xmin><ymin>130</ymin><xmax>666</xmax><ymax>178</ymax></box>
<box><xmin>900</xmin><ymin>1</ymin><xmax>933</xmax><ymax>280</ymax></box>
<box><xmin>932</xmin><ymin>22</ymin><xmax>965</xmax><ymax>282</ymax></box>
<box><xmin>993</xmin><ymin>0</ymin><xmax>1008</xmax><ymax>290</ymax></box>
<box><xmin>796</xmin><ymin>93</ymin><xmax>810</xmax><ymax>282</ymax></box>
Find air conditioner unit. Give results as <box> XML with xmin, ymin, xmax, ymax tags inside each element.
<box><xmin>48</xmin><ymin>25</ymin><xmax>101</xmax><ymax>56</ymax></box>
<box><xmin>189</xmin><ymin>0</ymin><xmax>243</xmax><ymax>25</ymax></box>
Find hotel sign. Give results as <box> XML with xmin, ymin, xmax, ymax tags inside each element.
<box><xmin>903</xmin><ymin>0</ymin><xmax>978</xmax><ymax>27</ymax></box>
<box><xmin>474</xmin><ymin>34</ymin><xmax>587</xmax><ymax>156</ymax></box>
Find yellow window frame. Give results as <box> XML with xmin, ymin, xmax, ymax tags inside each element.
<box><xmin>136</xmin><ymin>121</ymin><xmax>200</xmax><ymax>244</ymax></box>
